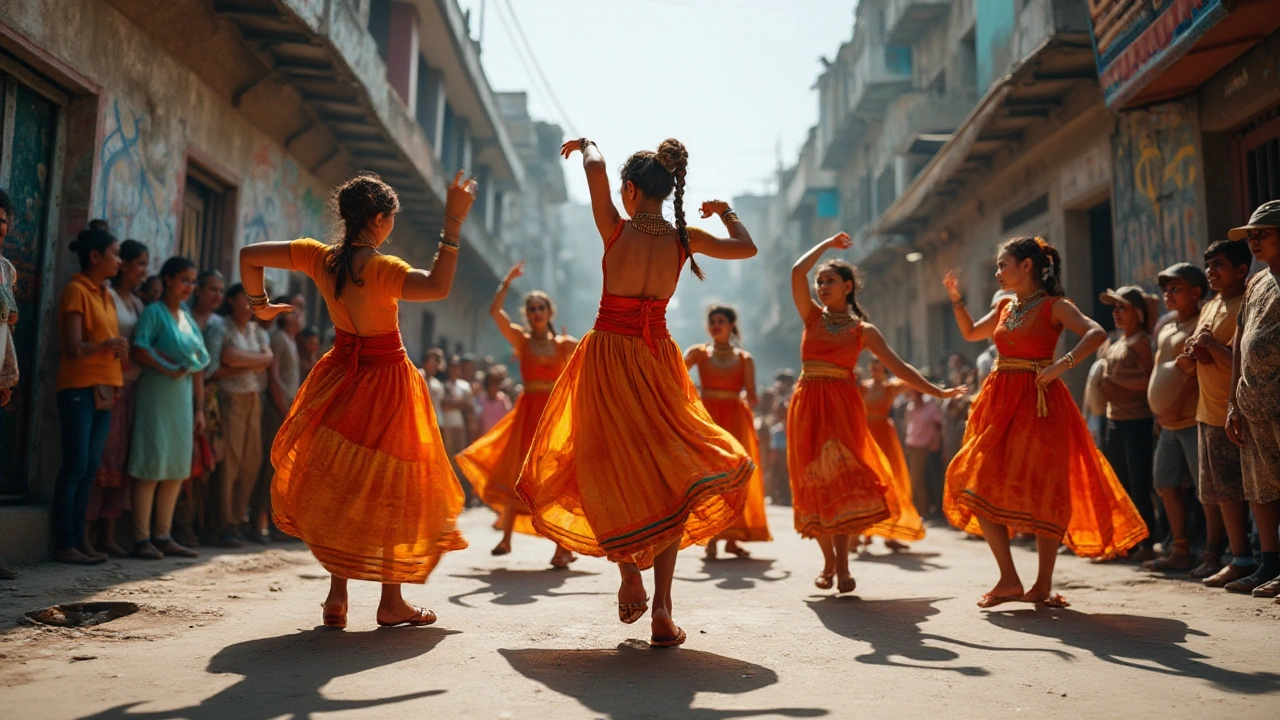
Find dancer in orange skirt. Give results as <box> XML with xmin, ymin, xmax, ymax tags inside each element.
<box><xmin>456</xmin><ymin>260</ymin><xmax>577</xmax><ymax>568</ymax></box>
<box><xmin>238</xmin><ymin>171</ymin><xmax>476</xmax><ymax>629</ymax></box>
<box><xmin>685</xmin><ymin>304</ymin><xmax>772</xmax><ymax>560</ymax></box>
<box><xmin>859</xmin><ymin>359</ymin><xmax>925</xmax><ymax>551</ymax></box>
<box><xmin>789</xmin><ymin>233</ymin><xmax>962</xmax><ymax>594</ymax></box>
<box><xmin>517</xmin><ymin>137</ymin><xmax>758</xmax><ymax>647</ymax></box>
<box><xmin>943</xmin><ymin>236</ymin><xmax>1149</xmax><ymax>609</ymax></box>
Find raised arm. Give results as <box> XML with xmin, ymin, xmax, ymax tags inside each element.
<box><xmin>490</xmin><ymin>262</ymin><xmax>529</xmax><ymax>349</ymax></box>
<box><xmin>688</xmin><ymin>200</ymin><xmax>757</xmax><ymax>260</ymax></box>
<box><xmin>791</xmin><ymin>233</ymin><xmax>851</xmax><ymax>319</ymax></box>
<box><xmin>861</xmin><ymin>323</ymin><xmax>961</xmax><ymax>399</ymax></box>
<box><xmin>401</xmin><ymin>171</ymin><xmax>478</xmax><ymax>302</ymax></box>
<box><xmin>1035</xmin><ymin>298</ymin><xmax>1108</xmax><ymax>387</ymax></box>
<box><xmin>561</xmin><ymin>139</ymin><xmax>621</xmax><ymax>241</ymax></box>
<box><xmin>944</xmin><ymin>270</ymin><xmax>1002</xmax><ymax>342</ymax></box>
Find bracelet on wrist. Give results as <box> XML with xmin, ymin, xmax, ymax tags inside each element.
<box><xmin>1062</xmin><ymin>351</ymin><xmax>1076</xmax><ymax>369</ymax></box>
<box><xmin>720</xmin><ymin>210</ymin><xmax>740</xmax><ymax>225</ymax></box>
<box><xmin>578</xmin><ymin>138</ymin><xmax>595</xmax><ymax>151</ymax></box>
<box><xmin>951</xmin><ymin>298</ymin><xmax>965</xmax><ymax>308</ymax></box>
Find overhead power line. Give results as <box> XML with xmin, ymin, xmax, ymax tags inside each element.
<box><xmin>497</xmin><ymin>0</ymin><xmax>579</xmax><ymax>136</ymax></box>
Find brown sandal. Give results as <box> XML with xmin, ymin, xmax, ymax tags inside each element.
<box><xmin>618</xmin><ymin>597</ymin><xmax>649</xmax><ymax>624</ymax></box>
<box><xmin>321</xmin><ymin>603</ymin><xmax>347</xmax><ymax>629</ymax></box>
<box><xmin>836</xmin><ymin>575</ymin><xmax>856</xmax><ymax>594</ymax></box>
<box><xmin>377</xmin><ymin>606</ymin><xmax>436</xmax><ymax>627</ymax></box>
<box><xmin>650</xmin><ymin>626</ymin><xmax>687</xmax><ymax>648</ymax></box>
<box><xmin>814</xmin><ymin>572</ymin><xmax>834</xmax><ymax>590</ymax></box>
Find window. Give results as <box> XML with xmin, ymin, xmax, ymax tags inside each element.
<box><xmin>179</xmin><ymin>164</ymin><xmax>231</xmax><ymax>277</ymax></box>
<box><xmin>1234</xmin><ymin>107</ymin><xmax>1280</xmax><ymax>217</ymax></box>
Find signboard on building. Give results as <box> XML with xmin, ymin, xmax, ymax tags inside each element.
<box><xmin>1088</xmin><ymin>0</ymin><xmax>1228</xmax><ymax>108</ymax></box>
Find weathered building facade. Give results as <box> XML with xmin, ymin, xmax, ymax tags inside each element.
<box><xmin>0</xmin><ymin>0</ymin><xmax>548</xmax><ymax>559</ymax></box>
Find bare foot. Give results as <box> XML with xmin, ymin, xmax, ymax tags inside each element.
<box><xmin>1021</xmin><ymin>581</ymin><xmax>1069</xmax><ymax>607</ymax></box>
<box><xmin>491</xmin><ymin>540</ymin><xmax>511</xmax><ymax>556</ymax></box>
<box><xmin>836</xmin><ymin>571</ymin><xmax>856</xmax><ymax>594</ymax></box>
<box><xmin>885</xmin><ymin>539</ymin><xmax>910</xmax><ymax>552</ymax></box>
<box><xmin>978</xmin><ymin>579</ymin><xmax>1025</xmax><ymax>608</ymax></box>
<box><xmin>550</xmin><ymin>546</ymin><xmax>576</xmax><ymax>569</ymax></box>
<box><xmin>724</xmin><ymin>541</ymin><xmax>750</xmax><ymax>558</ymax></box>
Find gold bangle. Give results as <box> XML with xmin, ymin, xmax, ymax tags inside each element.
<box><xmin>438</xmin><ymin>243</ymin><xmax>459</xmax><ymax>256</ymax></box>
<box><xmin>1062</xmin><ymin>352</ymin><xmax>1076</xmax><ymax>369</ymax></box>
<box><xmin>720</xmin><ymin>211</ymin><xmax>740</xmax><ymax>224</ymax></box>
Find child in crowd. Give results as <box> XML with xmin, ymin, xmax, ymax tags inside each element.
<box><xmin>903</xmin><ymin>389</ymin><xmax>944</xmax><ymax>519</ymax></box>
<box><xmin>475</xmin><ymin>365</ymin><xmax>513</xmax><ymax>435</ymax></box>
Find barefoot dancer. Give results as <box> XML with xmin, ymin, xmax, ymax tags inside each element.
<box><xmin>685</xmin><ymin>304</ymin><xmax>772</xmax><ymax>560</ymax></box>
<box><xmin>456</xmin><ymin>262</ymin><xmax>578</xmax><ymax>568</ymax></box>
<box><xmin>788</xmin><ymin>234</ymin><xmax>962</xmax><ymax>595</ymax></box>
<box><xmin>859</xmin><ymin>359</ymin><xmax>925</xmax><ymax>552</ymax></box>
<box><xmin>517</xmin><ymin>137</ymin><xmax>757</xmax><ymax>648</ymax></box>
<box><xmin>943</xmin><ymin>237</ymin><xmax>1148</xmax><ymax>609</ymax></box>
<box><xmin>238</xmin><ymin>171</ymin><xmax>476</xmax><ymax>629</ymax></box>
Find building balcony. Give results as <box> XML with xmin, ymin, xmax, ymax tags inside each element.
<box><xmin>785</xmin><ymin>129</ymin><xmax>838</xmax><ymax>220</ymax></box>
<box><xmin>885</xmin><ymin>0</ymin><xmax>951</xmax><ymax>46</ymax></box>
<box><xmin>820</xmin><ymin>40</ymin><xmax>914</xmax><ymax>169</ymax></box>
<box><xmin>882</xmin><ymin>90</ymin><xmax>981</xmax><ymax>155</ymax></box>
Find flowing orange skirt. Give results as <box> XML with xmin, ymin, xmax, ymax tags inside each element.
<box><xmin>864</xmin><ymin>416</ymin><xmax>926</xmax><ymax>542</ymax></box>
<box><xmin>455</xmin><ymin>390</ymin><xmax>551</xmax><ymax>537</ymax></box>
<box><xmin>515</xmin><ymin>330</ymin><xmax>753</xmax><ymax>569</ymax></box>
<box><xmin>271</xmin><ymin>332</ymin><xmax>467</xmax><ymax>583</ymax></box>
<box><xmin>944</xmin><ymin>370</ymin><xmax>1148</xmax><ymax>558</ymax></box>
<box><xmin>787</xmin><ymin>376</ymin><xmax>892</xmax><ymax>537</ymax></box>
<box><xmin>702</xmin><ymin>395</ymin><xmax>771</xmax><ymax>543</ymax></box>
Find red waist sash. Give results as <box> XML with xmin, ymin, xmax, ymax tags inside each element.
<box><xmin>593</xmin><ymin>293</ymin><xmax>671</xmax><ymax>354</ymax></box>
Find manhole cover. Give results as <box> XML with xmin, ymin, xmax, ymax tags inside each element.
<box><xmin>25</xmin><ymin>602</ymin><xmax>139</xmax><ymax>628</ymax></box>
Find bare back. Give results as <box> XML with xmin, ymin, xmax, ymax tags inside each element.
<box><xmin>602</xmin><ymin>224</ymin><xmax>685</xmax><ymax>299</ymax></box>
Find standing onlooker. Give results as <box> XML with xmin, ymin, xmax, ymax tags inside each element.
<box><xmin>252</xmin><ymin>293</ymin><xmax>304</xmax><ymax>544</ymax></box>
<box><xmin>128</xmin><ymin>257</ymin><xmax>208</xmax><ymax>559</ymax></box>
<box><xmin>86</xmin><ymin>239</ymin><xmax>149</xmax><ymax>557</ymax></box>
<box><xmin>1146</xmin><ymin>263</ymin><xmax>1207</xmax><ymax>572</ymax></box>
<box><xmin>767</xmin><ymin>400</ymin><xmax>790</xmax><ymax>506</ymax></box>
<box><xmin>297</xmin><ymin>325</ymin><xmax>321</xmax><ymax>380</ymax></box>
<box><xmin>214</xmin><ymin>284</ymin><xmax>273</xmax><ymax>547</ymax></box>
<box><xmin>420</xmin><ymin>346</ymin><xmax>446</xmax><ymax>413</ymax></box>
<box><xmin>441</xmin><ymin>353</ymin><xmax>474</xmax><ymax>503</ymax></box>
<box><xmin>903</xmin><ymin>389</ymin><xmax>944</xmax><ymax>518</ymax></box>
<box><xmin>475</xmin><ymin>364</ymin><xmax>513</xmax><ymax>434</ymax></box>
<box><xmin>1098</xmin><ymin>286</ymin><xmax>1158</xmax><ymax>561</ymax></box>
<box><xmin>184</xmin><ymin>270</ymin><xmax>230</xmax><ymax>544</ymax></box>
<box><xmin>1225</xmin><ymin>201</ymin><xmax>1280</xmax><ymax>598</ymax></box>
<box><xmin>773</xmin><ymin>369</ymin><xmax>796</xmax><ymax>408</ymax></box>
<box><xmin>0</xmin><ymin>191</ymin><xmax>19</xmax><ymax>578</ymax></box>
<box><xmin>1187</xmin><ymin>240</ymin><xmax>1257</xmax><ymax>588</ymax></box>
<box><xmin>54</xmin><ymin>227</ymin><xmax>125</xmax><ymax>564</ymax></box>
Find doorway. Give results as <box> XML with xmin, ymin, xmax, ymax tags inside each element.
<box><xmin>1088</xmin><ymin>200</ymin><xmax>1116</xmax><ymax>332</ymax></box>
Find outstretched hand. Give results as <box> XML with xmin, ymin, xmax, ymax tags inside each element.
<box><xmin>445</xmin><ymin>170</ymin><xmax>478</xmax><ymax>220</ymax></box>
<box><xmin>252</xmin><ymin>303</ymin><xmax>295</xmax><ymax>323</ymax></box>
<box><xmin>559</xmin><ymin>140</ymin><xmax>586</xmax><ymax>160</ymax></box>
<box><xmin>699</xmin><ymin>200</ymin><xmax>730</xmax><ymax>219</ymax></box>
<box><xmin>823</xmin><ymin>232</ymin><xmax>852</xmax><ymax>250</ymax></box>
<box><xmin>940</xmin><ymin>385</ymin><xmax>969</xmax><ymax>399</ymax></box>
<box><xmin>943</xmin><ymin>270</ymin><xmax>963</xmax><ymax>303</ymax></box>
<box><xmin>503</xmin><ymin>261</ymin><xmax>526</xmax><ymax>286</ymax></box>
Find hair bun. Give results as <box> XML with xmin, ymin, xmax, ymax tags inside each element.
<box><xmin>655</xmin><ymin>138</ymin><xmax>687</xmax><ymax>176</ymax></box>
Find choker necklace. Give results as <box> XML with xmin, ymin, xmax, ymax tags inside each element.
<box><xmin>1003</xmin><ymin>290</ymin><xmax>1047</xmax><ymax>330</ymax></box>
<box><xmin>631</xmin><ymin>212</ymin><xmax>674</xmax><ymax>236</ymax></box>
<box><xmin>822</xmin><ymin>309</ymin><xmax>859</xmax><ymax>335</ymax></box>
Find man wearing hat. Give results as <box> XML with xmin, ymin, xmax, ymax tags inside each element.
<box><xmin>1224</xmin><ymin>200</ymin><xmax>1280</xmax><ymax>598</ymax></box>
<box><xmin>1145</xmin><ymin>263</ymin><xmax>1208</xmax><ymax>572</ymax></box>
<box><xmin>1098</xmin><ymin>285</ymin><xmax>1159</xmax><ymax>561</ymax></box>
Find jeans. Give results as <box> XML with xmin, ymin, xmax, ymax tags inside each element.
<box><xmin>1105</xmin><ymin>417</ymin><xmax>1157</xmax><ymax>545</ymax></box>
<box><xmin>54</xmin><ymin>388</ymin><xmax>113</xmax><ymax>549</ymax></box>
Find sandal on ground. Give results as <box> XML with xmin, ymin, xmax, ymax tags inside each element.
<box><xmin>977</xmin><ymin>592</ymin><xmax>1024</xmax><ymax>609</ymax></box>
<box><xmin>54</xmin><ymin>548</ymin><xmax>104</xmax><ymax>565</ymax></box>
<box><xmin>1225</xmin><ymin>572</ymin><xmax>1273</xmax><ymax>594</ymax></box>
<box><xmin>490</xmin><ymin>541</ymin><xmax>511</xmax><ymax>556</ymax></box>
<box><xmin>78</xmin><ymin>545</ymin><xmax>109</xmax><ymax>563</ymax></box>
<box><xmin>1026</xmin><ymin>592</ymin><xmax>1070</xmax><ymax>608</ymax></box>
<box><xmin>650</xmin><ymin>626</ymin><xmax>687</xmax><ymax>648</ymax></box>
<box><xmin>1189</xmin><ymin>552</ymin><xmax>1224</xmax><ymax>579</ymax></box>
<box><xmin>129</xmin><ymin>541</ymin><xmax>164</xmax><ymax>560</ymax></box>
<box><xmin>377</xmin><ymin>606</ymin><xmax>436</xmax><ymax>627</ymax></box>
<box><xmin>836</xmin><ymin>575</ymin><xmax>856</xmax><ymax>594</ymax></box>
<box><xmin>321</xmin><ymin>603</ymin><xmax>347</xmax><ymax>629</ymax></box>
<box><xmin>885</xmin><ymin>539</ymin><xmax>910</xmax><ymax>552</ymax></box>
<box><xmin>549</xmin><ymin>549</ymin><xmax>577</xmax><ymax>569</ymax></box>
<box><xmin>153</xmin><ymin>539</ymin><xmax>199</xmax><ymax>558</ymax></box>
<box><xmin>814</xmin><ymin>573</ymin><xmax>834</xmax><ymax>590</ymax></box>
<box><xmin>100</xmin><ymin>542</ymin><xmax>130</xmax><ymax>559</ymax></box>
<box><xmin>1204</xmin><ymin>563</ymin><xmax>1258</xmax><ymax>588</ymax></box>
<box><xmin>725</xmin><ymin>543</ymin><xmax>751</xmax><ymax>559</ymax></box>
<box><xmin>1252</xmin><ymin>578</ymin><xmax>1280</xmax><ymax>599</ymax></box>
<box><xmin>618</xmin><ymin>597</ymin><xmax>649</xmax><ymax>625</ymax></box>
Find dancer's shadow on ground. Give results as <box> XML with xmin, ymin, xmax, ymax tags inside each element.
<box><xmin>448</xmin><ymin>568</ymin><xmax>603</xmax><ymax>607</ymax></box>
<box><xmin>500</xmin><ymin>644</ymin><xmax>827</xmax><ymax>719</ymax></box>
<box><xmin>986</xmin><ymin>608</ymin><xmax>1280</xmax><ymax>694</ymax></box>
<box><xmin>78</xmin><ymin>627</ymin><xmax>456</xmax><ymax>719</ymax></box>
<box><xmin>678</xmin><ymin>558</ymin><xmax>791</xmax><ymax>590</ymax></box>
<box><xmin>854</xmin><ymin>549</ymin><xmax>947</xmax><ymax>573</ymax></box>
<box><xmin>807</xmin><ymin>596</ymin><xmax>1070</xmax><ymax>676</ymax></box>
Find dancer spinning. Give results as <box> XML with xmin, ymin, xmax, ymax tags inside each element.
<box><xmin>943</xmin><ymin>236</ymin><xmax>1148</xmax><ymax>609</ymax></box>
<box><xmin>788</xmin><ymin>233</ymin><xmax>960</xmax><ymax>594</ymax></box>
<box><xmin>238</xmin><ymin>171</ymin><xmax>476</xmax><ymax>629</ymax></box>
<box><xmin>517</xmin><ymin>137</ymin><xmax>757</xmax><ymax>647</ymax></box>
<box><xmin>858</xmin><ymin>359</ymin><xmax>925</xmax><ymax>551</ymax></box>
<box><xmin>685</xmin><ymin>304</ymin><xmax>772</xmax><ymax>560</ymax></box>
<box><xmin>456</xmin><ymin>261</ymin><xmax>578</xmax><ymax>568</ymax></box>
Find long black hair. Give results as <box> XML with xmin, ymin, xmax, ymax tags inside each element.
<box><xmin>620</xmin><ymin>138</ymin><xmax>703</xmax><ymax>280</ymax></box>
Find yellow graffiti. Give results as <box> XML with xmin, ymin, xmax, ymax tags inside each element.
<box><xmin>1133</xmin><ymin>133</ymin><xmax>1197</xmax><ymax>207</ymax></box>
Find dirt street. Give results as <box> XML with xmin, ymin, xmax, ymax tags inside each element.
<box><xmin>1</xmin><ymin>505</ymin><xmax>1278</xmax><ymax>719</ymax></box>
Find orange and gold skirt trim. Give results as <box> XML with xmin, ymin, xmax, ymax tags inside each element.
<box><xmin>702</xmin><ymin>388</ymin><xmax>742</xmax><ymax>401</ymax></box>
<box><xmin>799</xmin><ymin>360</ymin><xmax>853</xmax><ymax>381</ymax></box>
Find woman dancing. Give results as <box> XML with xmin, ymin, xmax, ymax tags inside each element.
<box><xmin>238</xmin><ymin>171</ymin><xmax>476</xmax><ymax>629</ymax></box>
<box><xmin>943</xmin><ymin>236</ymin><xmax>1148</xmax><ymax>608</ymax></box>
<box><xmin>456</xmin><ymin>261</ymin><xmax>578</xmax><ymax>568</ymax></box>
<box><xmin>858</xmin><ymin>359</ymin><xmax>925</xmax><ymax>551</ymax></box>
<box><xmin>788</xmin><ymin>233</ymin><xmax>960</xmax><ymax>594</ymax></box>
<box><xmin>517</xmin><ymin>137</ymin><xmax>757</xmax><ymax>647</ymax></box>
<box><xmin>685</xmin><ymin>304</ymin><xmax>772</xmax><ymax>560</ymax></box>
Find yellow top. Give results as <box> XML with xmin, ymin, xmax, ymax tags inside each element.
<box><xmin>290</xmin><ymin>238</ymin><xmax>411</xmax><ymax>336</ymax></box>
<box><xmin>56</xmin><ymin>273</ymin><xmax>123</xmax><ymax>390</ymax></box>
<box><xmin>1195</xmin><ymin>294</ymin><xmax>1242</xmax><ymax>426</ymax></box>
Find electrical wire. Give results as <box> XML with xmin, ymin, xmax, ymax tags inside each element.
<box><xmin>498</xmin><ymin>0</ymin><xmax>579</xmax><ymax>136</ymax></box>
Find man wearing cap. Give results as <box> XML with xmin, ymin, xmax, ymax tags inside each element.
<box><xmin>1145</xmin><ymin>263</ymin><xmax>1207</xmax><ymax>573</ymax></box>
<box><xmin>1224</xmin><ymin>200</ymin><xmax>1280</xmax><ymax>598</ymax></box>
<box><xmin>1098</xmin><ymin>285</ymin><xmax>1159</xmax><ymax>561</ymax></box>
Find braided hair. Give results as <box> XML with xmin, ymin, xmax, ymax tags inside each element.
<box><xmin>325</xmin><ymin>173</ymin><xmax>400</xmax><ymax>298</ymax></box>
<box><xmin>620</xmin><ymin>138</ymin><xmax>703</xmax><ymax>280</ymax></box>
<box><xmin>816</xmin><ymin>260</ymin><xmax>869</xmax><ymax>319</ymax></box>
<box><xmin>999</xmin><ymin>236</ymin><xmax>1064</xmax><ymax>296</ymax></box>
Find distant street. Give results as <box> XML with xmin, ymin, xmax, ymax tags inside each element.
<box><xmin>2</xmin><ymin>505</ymin><xmax>1278</xmax><ymax>719</ymax></box>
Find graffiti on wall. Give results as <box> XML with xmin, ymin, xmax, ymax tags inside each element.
<box><xmin>1112</xmin><ymin>98</ymin><xmax>1205</xmax><ymax>289</ymax></box>
<box><xmin>96</xmin><ymin>97</ymin><xmax>178</xmax><ymax>251</ymax></box>
<box><xmin>240</xmin><ymin>142</ymin><xmax>328</xmax><ymax>246</ymax></box>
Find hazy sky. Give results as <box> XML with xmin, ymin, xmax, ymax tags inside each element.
<box><xmin>458</xmin><ymin>0</ymin><xmax>857</xmax><ymax>223</ymax></box>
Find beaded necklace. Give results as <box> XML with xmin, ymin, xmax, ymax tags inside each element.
<box><xmin>630</xmin><ymin>212</ymin><xmax>674</xmax><ymax>236</ymax></box>
<box><xmin>1003</xmin><ymin>290</ymin><xmax>1047</xmax><ymax>330</ymax></box>
<box><xmin>822</xmin><ymin>309</ymin><xmax>859</xmax><ymax>335</ymax></box>
<box><xmin>708</xmin><ymin>343</ymin><xmax>737</xmax><ymax>368</ymax></box>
